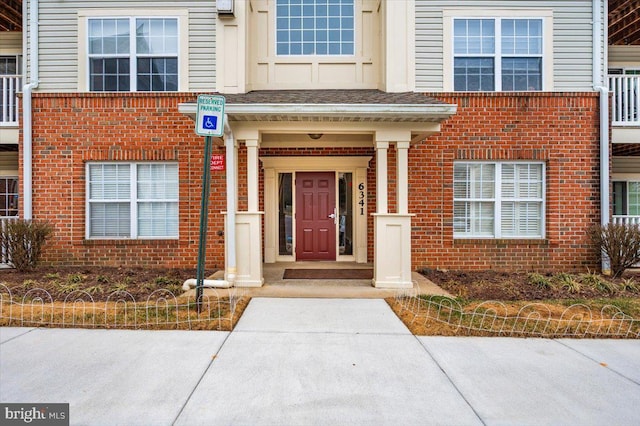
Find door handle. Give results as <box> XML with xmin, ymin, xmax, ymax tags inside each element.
<box><xmin>328</xmin><ymin>208</ymin><xmax>337</xmax><ymax>224</ymax></box>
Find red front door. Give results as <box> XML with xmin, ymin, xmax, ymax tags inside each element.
<box><xmin>295</xmin><ymin>172</ymin><xmax>336</xmax><ymax>260</ymax></box>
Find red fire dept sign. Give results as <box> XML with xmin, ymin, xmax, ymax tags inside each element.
<box><xmin>211</xmin><ymin>154</ymin><xmax>225</xmax><ymax>171</ymax></box>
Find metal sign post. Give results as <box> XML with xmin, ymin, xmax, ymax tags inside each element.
<box><xmin>194</xmin><ymin>95</ymin><xmax>225</xmax><ymax>312</ymax></box>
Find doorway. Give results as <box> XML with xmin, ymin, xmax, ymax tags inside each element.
<box><xmin>262</xmin><ymin>156</ymin><xmax>370</xmax><ymax>264</ymax></box>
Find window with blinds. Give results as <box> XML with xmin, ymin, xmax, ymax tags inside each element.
<box><xmin>87</xmin><ymin>163</ymin><xmax>178</xmax><ymax>238</ymax></box>
<box><xmin>454</xmin><ymin>162</ymin><xmax>544</xmax><ymax>238</ymax></box>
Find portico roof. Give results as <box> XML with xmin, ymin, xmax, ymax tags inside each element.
<box><xmin>178</xmin><ymin>90</ymin><xmax>457</xmax><ymax>123</ymax></box>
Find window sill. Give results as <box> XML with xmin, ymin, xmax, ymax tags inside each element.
<box><xmin>454</xmin><ymin>238</ymin><xmax>549</xmax><ymax>247</ymax></box>
<box><xmin>83</xmin><ymin>239</ymin><xmax>180</xmax><ymax>246</ymax></box>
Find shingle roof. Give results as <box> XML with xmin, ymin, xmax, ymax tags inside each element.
<box><xmin>221</xmin><ymin>90</ymin><xmax>448</xmax><ymax>105</ymax></box>
<box><xmin>178</xmin><ymin>90</ymin><xmax>457</xmax><ymax>123</ymax></box>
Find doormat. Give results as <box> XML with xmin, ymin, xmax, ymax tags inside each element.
<box><xmin>283</xmin><ymin>269</ymin><xmax>373</xmax><ymax>280</ymax></box>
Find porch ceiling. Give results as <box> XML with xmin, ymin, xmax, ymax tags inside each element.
<box><xmin>0</xmin><ymin>0</ymin><xmax>21</xmax><ymax>32</ymax></box>
<box><xmin>178</xmin><ymin>90</ymin><xmax>457</xmax><ymax>124</ymax></box>
<box><xmin>609</xmin><ymin>0</ymin><xmax>640</xmax><ymax>45</ymax></box>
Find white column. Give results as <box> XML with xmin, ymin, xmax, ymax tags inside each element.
<box><xmin>375</xmin><ymin>141</ymin><xmax>389</xmax><ymax>214</ymax></box>
<box><xmin>246</xmin><ymin>139</ymin><xmax>260</xmax><ymax>212</ymax></box>
<box><xmin>396</xmin><ymin>141</ymin><xmax>410</xmax><ymax>215</ymax></box>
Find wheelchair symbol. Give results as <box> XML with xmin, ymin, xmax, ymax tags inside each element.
<box><xmin>202</xmin><ymin>115</ymin><xmax>217</xmax><ymax>130</ymax></box>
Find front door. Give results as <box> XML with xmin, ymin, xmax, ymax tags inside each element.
<box><xmin>295</xmin><ymin>172</ymin><xmax>336</xmax><ymax>260</ymax></box>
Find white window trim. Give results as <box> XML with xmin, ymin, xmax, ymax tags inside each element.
<box><xmin>85</xmin><ymin>162</ymin><xmax>179</xmax><ymax>240</ymax></box>
<box><xmin>78</xmin><ymin>9</ymin><xmax>188</xmax><ymax>92</ymax></box>
<box><xmin>453</xmin><ymin>161</ymin><xmax>546</xmax><ymax>239</ymax></box>
<box><xmin>443</xmin><ymin>9</ymin><xmax>553</xmax><ymax>92</ymax></box>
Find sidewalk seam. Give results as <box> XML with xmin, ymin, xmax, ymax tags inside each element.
<box><xmin>413</xmin><ymin>335</ymin><xmax>487</xmax><ymax>426</ymax></box>
<box><xmin>170</xmin><ymin>331</ymin><xmax>233</xmax><ymax>426</ymax></box>
<box><xmin>553</xmin><ymin>340</ymin><xmax>640</xmax><ymax>387</ymax></box>
<box><xmin>0</xmin><ymin>328</ymin><xmax>38</xmax><ymax>346</ymax></box>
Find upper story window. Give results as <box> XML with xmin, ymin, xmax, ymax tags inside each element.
<box><xmin>0</xmin><ymin>55</ymin><xmax>22</xmax><ymax>124</ymax></box>
<box><xmin>453</xmin><ymin>18</ymin><xmax>543</xmax><ymax>91</ymax></box>
<box><xmin>0</xmin><ymin>56</ymin><xmax>21</xmax><ymax>75</ymax></box>
<box><xmin>276</xmin><ymin>0</ymin><xmax>355</xmax><ymax>55</ymax></box>
<box><xmin>88</xmin><ymin>17</ymin><xmax>178</xmax><ymax>92</ymax></box>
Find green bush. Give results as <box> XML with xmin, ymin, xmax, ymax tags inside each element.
<box><xmin>2</xmin><ymin>219</ymin><xmax>54</xmax><ymax>272</ymax></box>
<box><xmin>589</xmin><ymin>223</ymin><xmax>640</xmax><ymax>279</ymax></box>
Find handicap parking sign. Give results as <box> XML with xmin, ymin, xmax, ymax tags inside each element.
<box><xmin>202</xmin><ymin>115</ymin><xmax>217</xmax><ymax>130</ymax></box>
<box><xmin>196</xmin><ymin>95</ymin><xmax>225</xmax><ymax>137</ymax></box>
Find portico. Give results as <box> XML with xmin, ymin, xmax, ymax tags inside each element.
<box><xmin>179</xmin><ymin>89</ymin><xmax>456</xmax><ymax>289</ymax></box>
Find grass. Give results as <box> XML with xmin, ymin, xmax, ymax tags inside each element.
<box><xmin>0</xmin><ymin>296</ymin><xmax>250</xmax><ymax>331</ymax></box>
<box><xmin>389</xmin><ymin>295</ymin><xmax>640</xmax><ymax>338</ymax></box>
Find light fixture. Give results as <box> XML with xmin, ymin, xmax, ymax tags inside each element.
<box><xmin>308</xmin><ymin>133</ymin><xmax>323</xmax><ymax>140</ymax></box>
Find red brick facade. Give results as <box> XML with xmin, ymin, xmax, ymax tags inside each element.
<box><xmin>23</xmin><ymin>91</ymin><xmax>602</xmax><ymax>272</ymax></box>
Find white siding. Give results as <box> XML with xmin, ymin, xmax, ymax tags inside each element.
<box><xmin>415</xmin><ymin>0</ymin><xmax>601</xmax><ymax>92</ymax></box>
<box><xmin>0</xmin><ymin>32</ymin><xmax>22</xmax><ymax>54</ymax></box>
<box><xmin>609</xmin><ymin>46</ymin><xmax>640</xmax><ymax>68</ymax></box>
<box><xmin>0</xmin><ymin>152</ymin><xmax>19</xmax><ymax>172</ymax></box>
<box><xmin>613</xmin><ymin>157</ymin><xmax>640</xmax><ymax>175</ymax></box>
<box><xmin>27</xmin><ymin>0</ymin><xmax>216</xmax><ymax>92</ymax></box>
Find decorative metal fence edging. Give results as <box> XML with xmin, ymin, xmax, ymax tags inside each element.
<box><xmin>0</xmin><ymin>284</ymin><xmax>247</xmax><ymax>330</ymax></box>
<box><xmin>393</xmin><ymin>290</ymin><xmax>640</xmax><ymax>339</ymax></box>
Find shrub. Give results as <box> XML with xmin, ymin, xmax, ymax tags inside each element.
<box><xmin>527</xmin><ymin>272</ymin><xmax>553</xmax><ymax>290</ymax></box>
<box><xmin>553</xmin><ymin>272</ymin><xmax>581</xmax><ymax>293</ymax></box>
<box><xmin>589</xmin><ymin>223</ymin><xmax>640</xmax><ymax>278</ymax></box>
<box><xmin>2</xmin><ymin>220</ymin><xmax>54</xmax><ymax>272</ymax></box>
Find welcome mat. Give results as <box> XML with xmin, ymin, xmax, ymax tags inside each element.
<box><xmin>283</xmin><ymin>269</ymin><xmax>374</xmax><ymax>280</ymax></box>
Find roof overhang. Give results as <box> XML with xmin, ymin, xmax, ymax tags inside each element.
<box><xmin>178</xmin><ymin>102</ymin><xmax>457</xmax><ymax>123</ymax></box>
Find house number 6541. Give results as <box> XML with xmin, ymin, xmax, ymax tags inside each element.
<box><xmin>358</xmin><ymin>183</ymin><xmax>365</xmax><ymax>215</ymax></box>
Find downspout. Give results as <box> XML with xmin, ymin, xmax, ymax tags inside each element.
<box><xmin>594</xmin><ymin>0</ymin><xmax>611</xmax><ymax>273</ymax></box>
<box><xmin>224</xmin><ymin>115</ymin><xmax>236</xmax><ymax>285</ymax></box>
<box><xmin>22</xmin><ymin>0</ymin><xmax>39</xmax><ymax>220</ymax></box>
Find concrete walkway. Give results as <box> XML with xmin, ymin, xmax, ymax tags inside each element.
<box><xmin>2</xmin><ymin>298</ymin><xmax>640</xmax><ymax>425</ymax></box>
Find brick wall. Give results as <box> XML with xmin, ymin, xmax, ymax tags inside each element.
<box><xmin>412</xmin><ymin>92</ymin><xmax>602</xmax><ymax>272</ymax></box>
<box><xmin>24</xmin><ymin>93</ymin><xmax>227</xmax><ymax>268</ymax></box>
<box><xmin>24</xmin><ymin>92</ymin><xmax>602</xmax><ymax>272</ymax></box>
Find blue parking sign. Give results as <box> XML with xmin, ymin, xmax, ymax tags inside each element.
<box><xmin>202</xmin><ymin>115</ymin><xmax>218</xmax><ymax>130</ymax></box>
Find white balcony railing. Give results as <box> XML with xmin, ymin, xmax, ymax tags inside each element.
<box><xmin>0</xmin><ymin>75</ymin><xmax>21</xmax><ymax>126</ymax></box>
<box><xmin>612</xmin><ymin>215</ymin><xmax>640</xmax><ymax>226</ymax></box>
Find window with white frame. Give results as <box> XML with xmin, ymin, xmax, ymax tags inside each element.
<box><xmin>613</xmin><ymin>181</ymin><xmax>640</xmax><ymax>217</ymax></box>
<box><xmin>87</xmin><ymin>163</ymin><xmax>178</xmax><ymax>238</ymax></box>
<box><xmin>276</xmin><ymin>0</ymin><xmax>355</xmax><ymax>55</ymax></box>
<box><xmin>88</xmin><ymin>17</ymin><xmax>178</xmax><ymax>91</ymax></box>
<box><xmin>453</xmin><ymin>18</ymin><xmax>543</xmax><ymax>91</ymax></box>
<box><xmin>454</xmin><ymin>162</ymin><xmax>544</xmax><ymax>238</ymax></box>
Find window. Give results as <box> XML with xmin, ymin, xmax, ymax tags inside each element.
<box><xmin>276</xmin><ymin>0</ymin><xmax>354</xmax><ymax>55</ymax></box>
<box><xmin>0</xmin><ymin>55</ymin><xmax>22</xmax><ymax>123</ymax></box>
<box><xmin>88</xmin><ymin>18</ymin><xmax>178</xmax><ymax>91</ymax></box>
<box><xmin>454</xmin><ymin>162</ymin><xmax>544</xmax><ymax>238</ymax></box>
<box><xmin>613</xmin><ymin>181</ymin><xmax>640</xmax><ymax>216</ymax></box>
<box><xmin>453</xmin><ymin>18</ymin><xmax>543</xmax><ymax>91</ymax></box>
<box><xmin>87</xmin><ymin>163</ymin><xmax>178</xmax><ymax>238</ymax></box>
<box><xmin>0</xmin><ymin>177</ymin><xmax>18</xmax><ymax>217</ymax></box>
